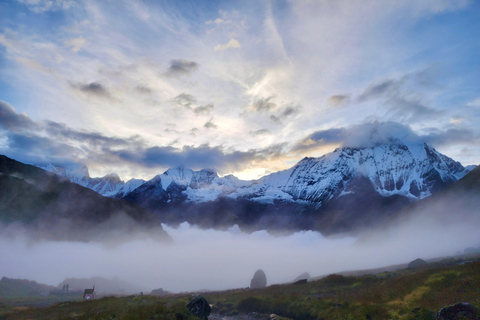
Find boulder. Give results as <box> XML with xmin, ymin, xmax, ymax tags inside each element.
<box><xmin>293</xmin><ymin>279</ymin><xmax>307</xmax><ymax>285</ymax></box>
<box><xmin>250</xmin><ymin>269</ymin><xmax>267</xmax><ymax>289</ymax></box>
<box><xmin>436</xmin><ymin>302</ymin><xmax>478</xmax><ymax>320</ymax></box>
<box><xmin>294</xmin><ymin>272</ymin><xmax>311</xmax><ymax>282</ymax></box>
<box><xmin>187</xmin><ymin>295</ymin><xmax>211</xmax><ymax>319</ymax></box>
<box><xmin>408</xmin><ymin>258</ymin><xmax>428</xmax><ymax>269</ymax></box>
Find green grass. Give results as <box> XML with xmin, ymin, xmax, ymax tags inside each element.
<box><xmin>2</xmin><ymin>258</ymin><xmax>480</xmax><ymax>320</ymax></box>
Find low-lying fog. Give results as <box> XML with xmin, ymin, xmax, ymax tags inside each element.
<box><xmin>2</xmin><ymin>205</ymin><xmax>480</xmax><ymax>294</ymax></box>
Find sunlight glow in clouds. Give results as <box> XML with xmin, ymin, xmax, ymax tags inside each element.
<box><xmin>0</xmin><ymin>0</ymin><xmax>479</xmax><ymax>180</ymax></box>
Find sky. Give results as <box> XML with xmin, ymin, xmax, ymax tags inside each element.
<box><xmin>0</xmin><ymin>0</ymin><xmax>480</xmax><ymax>181</ymax></box>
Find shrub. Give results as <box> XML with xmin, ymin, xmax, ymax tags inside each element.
<box><xmin>237</xmin><ymin>296</ymin><xmax>271</xmax><ymax>313</ymax></box>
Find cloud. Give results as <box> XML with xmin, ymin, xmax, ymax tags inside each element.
<box><xmin>166</xmin><ymin>59</ymin><xmax>199</xmax><ymax>76</ymax></box>
<box><xmin>270</xmin><ymin>105</ymin><xmax>300</xmax><ymax>124</ymax></box>
<box><xmin>194</xmin><ymin>104</ymin><xmax>214</xmax><ymax>115</ymax></box>
<box><xmin>357</xmin><ymin>80</ymin><xmax>398</xmax><ymax>103</ymax></box>
<box><xmin>71</xmin><ymin>82</ymin><xmax>111</xmax><ymax>99</ymax></box>
<box><xmin>15</xmin><ymin>0</ymin><xmax>76</xmax><ymax>13</ymax></box>
<box><xmin>386</xmin><ymin>97</ymin><xmax>442</xmax><ymax>122</ymax></box>
<box><xmin>328</xmin><ymin>94</ymin><xmax>350</xmax><ymax>107</ymax></box>
<box><xmin>0</xmin><ymin>100</ymin><xmax>38</xmax><ymax>132</ymax></box>
<box><xmin>44</xmin><ymin>121</ymin><xmax>137</xmax><ymax>148</ymax></box>
<box><xmin>0</xmin><ymin>101</ymin><xmax>140</xmax><ymax>166</ymax></box>
<box><xmin>356</xmin><ymin>70</ymin><xmax>442</xmax><ymax>122</ymax></box>
<box><xmin>0</xmin><ymin>102</ymin><xmax>284</xmax><ymax>177</ymax></box>
<box><xmin>171</xmin><ymin>93</ymin><xmax>197</xmax><ymax>109</ymax></box>
<box><xmin>293</xmin><ymin>121</ymin><xmax>480</xmax><ymax>155</ymax></box>
<box><xmin>214</xmin><ymin>38</ymin><xmax>241</xmax><ymax>51</ymax></box>
<box><xmin>204</xmin><ymin>119</ymin><xmax>217</xmax><ymax>129</ymax></box>
<box><xmin>466</xmin><ymin>97</ymin><xmax>480</xmax><ymax>107</ymax></box>
<box><xmin>135</xmin><ymin>85</ymin><xmax>153</xmax><ymax>94</ymax></box>
<box><xmin>112</xmin><ymin>144</ymin><xmax>258</xmax><ymax>173</ymax></box>
<box><xmin>293</xmin><ymin>128</ymin><xmax>347</xmax><ymax>152</ymax></box>
<box><xmin>270</xmin><ymin>115</ymin><xmax>280</xmax><ymax>123</ymax></box>
<box><xmin>450</xmin><ymin>115</ymin><xmax>465</xmax><ymax>125</ymax></box>
<box><xmin>293</xmin><ymin>122</ymin><xmax>423</xmax><ymax>153</ymax></box>
<box><xmin>205</xmin><ymin>18</ymin><xmax>231</xmax><ymax>26</ymax></box>
<box><xmin>249</xmin><ymin>96</ymin><xmax>277</xmax><ymax>112</ymax></box>
<box><xmin>250</xmin><ymin>129</ymin><xmax>271</xmax><ymax>136</ymax></box>
<box><xmin>64</xmin><ymin>36</ymin><xmax>86</xmax><ymax>53</ymax></box>
<box><xmin>2</xmin><ymin>99</ymin><xmax>477</xmax><ymax>181</ymax></box>
<box><xmin>422</xmin><ymin>127</ymin><xmax>478</xmax><ymax>147</ymax></box>
<box><xmin>4</xmin><ymin>206</ymin><xmax>480</xmax><ymax>293</ymax></box>
<box><xmin>15</xmin><ymin>57</ymin><xmax>55</xmax><ymax>75</ymax></box>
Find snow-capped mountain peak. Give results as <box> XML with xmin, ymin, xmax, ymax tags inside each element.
<box><xmin>36</xmin><ymin>141</ymin><xmax>473</xmax><ymax>210</ymax></box>
<box><xmin>37</xmin><ymin>164</ymin><xmax>145</xmax><ymax>198</ymax></box>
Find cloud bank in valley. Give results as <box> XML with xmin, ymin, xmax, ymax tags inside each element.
<box><xmin>2</xmin><ymin>205</ymin><xmax>480</xmax><ymax>294</ymax></box>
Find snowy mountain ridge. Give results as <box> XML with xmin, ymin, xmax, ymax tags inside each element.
<box><xmin>38</xmin><ymin>164</ymin><xmax>145</xmax><ymax>198</ymax></box>
<box><xmin>38</xmin><ymin>140</ymin><xmax>473</xmax><ymax>206</ymax></box>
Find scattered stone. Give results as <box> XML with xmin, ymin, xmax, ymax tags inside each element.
<box><xmin>436</xmin><ymin>302</ymin><xmax>478</xmax><ymax>320</ymax></box>
<box><xmin>408</xmin><ymin>258</ymin><xmax>428</xmax><ymax>269</ymax></box>
<box><xmin>187</xmin><ymin>295</ymin><xmax>211</xmax><ymax>320</ymax></box>
<box><xmin>294</xmin><ymin>272</ymin><xmax>311</xmax><ymax>282</ymax></box>
<box><xmin>250</xmin><ymin>269</ymin><xmax>267</xmax><ymax>289</ymax></box>
<box><xmin>293</xmin><ymin>279</ymin><xmax>308</xmax><ymax>285</ymax></box>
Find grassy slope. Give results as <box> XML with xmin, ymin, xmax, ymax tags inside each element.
<box><xmin>0</xmin><ymin>277</ymin><xmax>57</xmax><ymax>299</ymax></box>
<box><xmin>2</xmin><ymin>257</ymin><xmax>479</xmax><ymax>320</ymax></box>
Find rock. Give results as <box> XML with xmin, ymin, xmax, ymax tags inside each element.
<box><xmin>293</xmin><ymin>279</ymin><xmax>308</xmax><ymax>285</ymax></box>
<box><xmin>294</xmin><ymin>272</ymin><xmax>311</xmax><ymax>282</ymax></box>
<box><xmin>408</xmin><ymin>258</ymin><xmax>428</xmax><ymax>269</ymax></box>
<box><xmin>187</xmin><ymin>295</ymin><xmax>211</xmax><ymax>319</ymax></box>
<box><xmin>436</xmin><ymin>302</ymin><xmax>478</xmax><ymax>320</ymax></box>
<box><xmin>150</xmin><ymin>288</ymin><xmax>169</xmax><ymax>296</ymax></box>
<box><xmin>250</xmin><ymin>269</ymin><xmax>267</xmax><ymax>289</ymax></box>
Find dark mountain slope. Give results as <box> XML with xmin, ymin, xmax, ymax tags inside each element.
<box><xmin>359</xmin><ymin>165</ymin><xmax>480</xmax><ymax>244</ymax></box>
<box><xmin>0</xmin><ymin>155</ymin><xmax>170</xmax><ymax>242</ymax></box>
<box><xmin>388</xmin><ymin>165</ymin><xmax>479</xmax><ymax>223</ymax></box>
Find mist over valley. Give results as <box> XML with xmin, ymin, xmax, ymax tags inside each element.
<box><xmin>1</xmin><ymin>150</ymin><xmax>479</xmax><ymax>294</ymax></box>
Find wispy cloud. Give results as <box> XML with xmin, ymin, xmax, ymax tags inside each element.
<box><xmin>70</xmin><ymin>82</ymin><xmax>111</xmax><ymax>99</ymax></box>
<box><xmin>64</xmin><ymin>36</ymin><xmax>86</xmax><ymax>53</ymax></box>
<box><xmin>214</xmin><ymin>38</ymin><xmax>241</xmax><ymax>51</ymax></box>
<box><xmin>0</xmin><ymin>0</ymin><xmax>479</xmax><ymax>178</ymax></box>
<box><xmin>165</xmin><ymin>59</ymin><xmax>199</xmax><ymax>77</ymax></box>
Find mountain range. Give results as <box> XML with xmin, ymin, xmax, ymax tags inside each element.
<box><xmin>0</xmin><ymin>155</ymin><xmax>170</xmax><ymax>242</ymax></box>
<box><xmin>33</xmin><ymin>140</ymin><xmax>475</xmax><ymax>235</ymax></box>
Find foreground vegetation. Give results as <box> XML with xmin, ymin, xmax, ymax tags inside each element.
<box><xmin>2</xmin><ymin>257</ymin><xmax>480</xmax><ymax>320</ymax></box>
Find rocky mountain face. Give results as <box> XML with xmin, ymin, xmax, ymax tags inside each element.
<box><xmin>34</xmin><ymin>141</ymin><xmax>474</xmax><ymax>235</ymax></box>
<box><xmin>358</xmin><ymin>164</ymin><xmax>480</xmax><ymax>245</ymax></box>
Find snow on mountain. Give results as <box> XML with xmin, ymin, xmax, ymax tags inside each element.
<box><xmin>37</xmin><ymin>140</ymin><xmax>472</xmax><ymax>207</ymax></box>
<box><xmin>125</xmin><ymin>166</ymin><xmax>256</xmax><ymax>204</ymax></box>
<box><xmin>122</xmin><ymin>140</ymin><xmax>471</xmax><ymax>206</ymax></box>
<box><xmin>37</xmin><ymin>164</ymin><xmax>145</xmax><ymax>198</ymax></box>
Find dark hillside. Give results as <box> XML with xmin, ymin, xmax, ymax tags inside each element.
<box><xmin>0</xmin><ymin>155</ymin><xmax>170</xmax><ymax>242</ymax></box>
